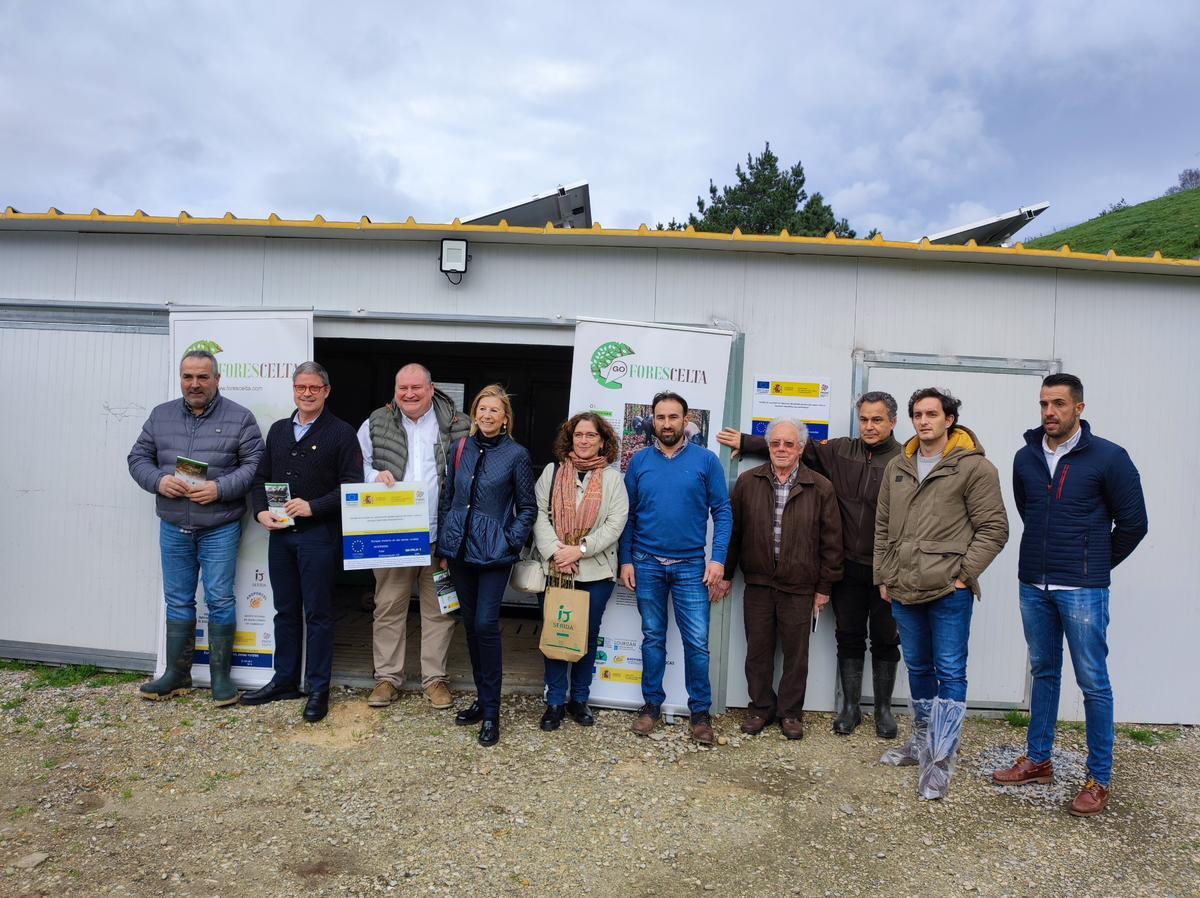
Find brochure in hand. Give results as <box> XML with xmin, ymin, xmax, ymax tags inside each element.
<box><xmin>264</xmin><ymin>482</ymin><xmax>294</xmax><ymax>526</ymax></box>
<box><xmin>174</xmin><ymin>456</ymin><xmax>208</xmax><ymax>487</ymax></box>
<box><xmin>433</xmin><ymin>568</ymin><xmax>460</xmax><ymax>614</ymax></box>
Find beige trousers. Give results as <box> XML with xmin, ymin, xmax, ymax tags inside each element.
<box><xmin>372</xmin><ymin>555</ymin><xmax>457</xmax><ymax>688</ymax></box>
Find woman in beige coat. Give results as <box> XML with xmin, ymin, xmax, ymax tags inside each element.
<box><xmin>532</xmin><ymin>412</ymin><xmax>628</xmax><ymax>730</ymax></box>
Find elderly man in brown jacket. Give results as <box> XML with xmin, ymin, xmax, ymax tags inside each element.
<box><xmin>874</xmin><ymin>387</ymin><xmax>1008</xmax><ymax>800</ymax></box>
<box><xmin>717</xmin><ymin>418</ymin><xmax>843</xmax><ymax>740</ymax></box>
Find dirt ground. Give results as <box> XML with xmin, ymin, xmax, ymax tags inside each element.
<box><xmin>1</xmin><ymin>666</ymin><xmax>1197</xmax><ymax>898</ymax></box>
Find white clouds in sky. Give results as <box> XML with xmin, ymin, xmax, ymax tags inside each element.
<box><xmin>1</xmin><ymin>1</ymin><xmax>1196</xmax><ymax>240</ymax></box>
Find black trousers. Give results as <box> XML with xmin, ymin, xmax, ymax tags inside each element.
<box><xmin>831</xmin><ymin>560</ymin><xmax>900</xmax><ymax>663</ymax></box>
<box><xmin>268</xmin><ymin>525</ymin><xmax>337</xmax><ymax>692</ymax></box>
<box><xmin>447</xmin><ymin>560</ymin><xmax>512</xmax><ymax>719</ymax></box>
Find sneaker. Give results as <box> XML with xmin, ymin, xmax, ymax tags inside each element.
<box><xmin>367</xmin><ymin>681</ymin><xmax>401</xmax><ymax>708</ymax></box>
<box><xmin>690</xmin><ymin>712</ymin><xmax>715</xmax><ymax>745</ymax></box>
<box><xmin>630</xmin><ymin>703</ymin><xmax>661</xmax><ymax>736</ymax></box>
<box><xmin>1068</xmin><ymin>778</ymin><xmax>1110</xmax><ymax>816</ymax></box>
<box><xmin>423</xmin><ymin>681</ymin><xmax>453</xmax><ymax>710</ymax></box>
<box><xmin>992</xmin><ymin>755</ymin><xmax>1054</xmax><ymax>786</ymax></box>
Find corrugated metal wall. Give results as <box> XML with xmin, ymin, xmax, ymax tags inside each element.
<box><xmin>1</xmin><ymin>229</ymin><xmax>1195</xmax><ymax>722</ymax></box>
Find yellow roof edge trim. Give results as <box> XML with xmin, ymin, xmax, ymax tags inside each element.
<box><xmin>2</xmin><ymin>207</ymin><xmax>1199</xmax><ymax>271</ymax></box>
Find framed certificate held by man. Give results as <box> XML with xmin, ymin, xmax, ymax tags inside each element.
<box><xmin>340</xmin><ymin>482</ymin><xmax>432</xmax><ymax>570</ymax></box>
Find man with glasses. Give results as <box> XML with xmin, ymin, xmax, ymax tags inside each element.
<box><xmin>619</xmin><ymin>391</ymin><xmax>732</xmax><ymax>745</ymax></box>
<box><xmin>716</xmin><ymin>418</ymin><xmax>843</xmax><ymax>740</ymax></box>
<box><xmin>239</xmin><ymin>362</ymin><xmax>361</xmax><ymax>723</ymax></box>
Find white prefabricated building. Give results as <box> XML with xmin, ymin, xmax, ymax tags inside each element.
<box><xmin>2</xmin><ymin>208</ymin><xmax>1197</xmax><ymax>725</ymax></box>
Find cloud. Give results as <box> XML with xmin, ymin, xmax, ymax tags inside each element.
<box><xmin>1</xmin><ymin>0</ymin><xmax>1197</xmax><ymax>242</ymax></box>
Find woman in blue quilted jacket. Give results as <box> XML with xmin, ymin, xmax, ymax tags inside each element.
<box><xmin>437</xmin><ymin>384</ymin><xmax>537</xmax><ymax>746</ymax></box>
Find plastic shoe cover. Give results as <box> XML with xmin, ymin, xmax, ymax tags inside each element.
<box><xmin>917</xmin><ymin>697</ymin><xmax>966</xmax><ymax>800</ymax></box>
<box><xmin>880</xmin><ymin>698</ymin><xmax>932</xmax><ymax>766</ymax></box>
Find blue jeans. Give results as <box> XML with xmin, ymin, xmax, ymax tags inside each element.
<box><xmin>890</xmin><ymin>587</ymin><xmax>974</xmax><ymax>715</ymax></box>
<box><xmin>159</xmin><ymin>519</ymin><xmax>240</xmax><ymax>627</ymax></box>
<box><xmin>447</xmin><ymin>561</ymin><xmax>512</xmax><ymax>720</ymax></box>
<box><xmin>269</xmin><ymin>526</ymin><xmax>337</xmax><ymax>693</ymax></box>
<box><xmin>1019</xmin><ymin>583</ymin><xmax>1113</xmax><ymax>785</ymax></box>
<box><xmin>633</xmin><ymin>552</ymin><xmax>711</xmax><ymax>715</ymax></box>
<box><xmin>541</xmin><ymin>579</ymin><xmax>615</xmax><ymax>705</ymax></box>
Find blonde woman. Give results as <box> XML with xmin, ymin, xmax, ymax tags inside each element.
<box><xmin>436</xmin><ymin>385</ymin><xmax>536</xmax><ymax>746</ymax></box>
<box><xmin>533</xmin><ymin>412</ymin><xmax>628</xmax><ymax>731</ymax></box>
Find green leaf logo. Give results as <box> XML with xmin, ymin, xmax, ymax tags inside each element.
<box><xmin>590</xmin><ymin>341</ymin><xmax>634</xmax><ymax>390</ymax></box>
<box><xmin>185</xmin><ymin>339</ymin><xmax>224</xmax><ymax>355</ymax></box>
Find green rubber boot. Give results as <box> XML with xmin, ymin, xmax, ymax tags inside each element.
<box><xmin>139</xmin><ymin>620</ymin><xmax>195</xmax><ymax>701</ymax></box>
<box><xmin>206</xmin><ymin>622</ymin><xmax>240</xmax><ymax>707</ymax></box>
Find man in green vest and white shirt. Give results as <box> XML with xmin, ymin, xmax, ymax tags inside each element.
<box><xmin>357</xmin><ymin>363</ymin><xmax>470</xmax><ymax>710</ymax></box>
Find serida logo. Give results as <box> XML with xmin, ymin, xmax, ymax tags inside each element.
<box><xmin>590</xmin><ymin>341</ymin><xmax>635</xmax><ymax>390</ymax></box>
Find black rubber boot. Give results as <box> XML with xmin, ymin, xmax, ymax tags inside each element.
<box><xmin>832</xmin><ymin>657</ymin><xmax>864</xmax><ymax>735</ymax></box>
<box><xmin>207</xmin><ymin>622</ymin><xmax>239</xmax><ymax>707</ymax></box>
<box><xmin>139</xmin><ymin>620</ymin><xmax>195</xmax><ymax>701</ymax></box>
<box><xmin>873</xmin><ymin>659</ymin><xmax>899</xmax><ymax>739</ymax></box>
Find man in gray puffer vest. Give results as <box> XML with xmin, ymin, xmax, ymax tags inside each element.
<box><xmin>127</xmin><ymin>349</ymin><xmax>264</xmax><ymax>706</ymax></box>
<box><xmin>357</xmin><ymin>363</ymin><xmax>470</xmax><ymax>711</ymax></box>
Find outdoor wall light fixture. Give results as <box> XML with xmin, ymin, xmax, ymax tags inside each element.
<box><xmin>439</xmin><ymin>238</ymin><xmax>469</xmax><ymax>285</ymax></box>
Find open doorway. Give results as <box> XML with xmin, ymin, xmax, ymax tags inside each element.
<box><xmin>314</xmin><ymin>335</ymin><xmax>574</xmax><ymax>690</ymax></box>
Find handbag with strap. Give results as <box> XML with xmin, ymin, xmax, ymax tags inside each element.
<box><xmin>509</xmin><ymin>544</ymin><xmax>546</xmax><ymax>594</ymax></box>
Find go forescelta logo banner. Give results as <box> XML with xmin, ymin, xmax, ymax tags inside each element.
<box><xmin>590</xmin><ymin>340</ymin><xmax>635</xmax><ymax>390</ymax></box>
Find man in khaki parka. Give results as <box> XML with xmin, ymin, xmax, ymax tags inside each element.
<box><xmin>873</xmin><ymin>387</ymin><xmax>1008</xmax><ymax>800</ymax></box>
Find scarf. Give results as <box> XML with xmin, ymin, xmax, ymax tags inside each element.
<box><xmin>551</xmin><ymin>451</ymin><xmax>607</xmax><ymax>544</ymax></box>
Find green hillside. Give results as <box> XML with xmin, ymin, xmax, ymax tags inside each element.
<box><xmin>1025</xmin><ymin>188</ymin><xmax>1200</xmax><ymax>260</ymax></box>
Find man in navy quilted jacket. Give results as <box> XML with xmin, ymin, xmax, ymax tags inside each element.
<box><xmin>993</xmin><ymin>373</ymin><xmax>1147</xmax><ymax>817</ymax></box>
<box><xmin>128</xmin><ymin>349</ymin><xmax>264</xmax><ymax>707</ymax></box>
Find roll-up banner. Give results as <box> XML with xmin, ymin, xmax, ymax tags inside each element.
<box><xmin>159</xmin><ymin>310</ymin><xmax>314</xmax><ymax>688</ymax></box>
<box><xmin>568</xmin><ymin>318</ymin><xmax>735</xmax><ymax>713</ymax></box>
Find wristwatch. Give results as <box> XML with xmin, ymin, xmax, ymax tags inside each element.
<box><xmin>579</xmin><ymin>539</ymin><xmax>589</xmax><ymax>556</ymax></box>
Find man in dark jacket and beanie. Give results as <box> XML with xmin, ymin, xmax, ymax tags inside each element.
<box><xmin>239</xmin><ymin>361</ymin><xmax>361</xmax><ymax>723</ymax></box>
<box><xmin>716</xmin><ymin>418</ymin><xmax>843</xmax><ymax>740</ymax></box>
<box><xmin>127</xmin><ymin>349</ymin><xmax>264</xmax><ymax>706</ymax></box>
<box><xmin>718</xmin><ymin>390</ymin><xmax>903</xmax><ymax>737</ymax></box>
<box><xmin>993</xmin><ymin>373</ymin><xmax>1147</xmax><ymax>817</ymax></box>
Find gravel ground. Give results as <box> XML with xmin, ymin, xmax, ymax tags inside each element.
<box><xmin>1</xmin><ymin>668</ymin><xmax>1198</xmax><ymax>898</ymax></box>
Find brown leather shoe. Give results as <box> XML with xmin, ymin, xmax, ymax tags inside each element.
<box><xmin>367</xmin><ymin>680</ymin><xmax>400</xmax><ymax>708</ymax></box>
<box><xmin>740</xmin><ymin>713</ymin><xmax>773</xmax><ymax>735</ymax></box>
<box><xmin>630</xmin><ymin>704</ymin><xmax>661</xmax><ymax>736</ymax></box>
<box><xmin>1068</xmin><ymin>778</ymin><xmax>1110</xmax><ymax>816</ymax></box>
<box><xmin>423</xmin><ymin>681</ymin><xmax>453</xmax><ymax>710</ymax></box>
<box><xmin>690</xmin><ymin>713</ymin><xmax>715</xmax><ymax>745</ymax></box>
<box><xmin>780</xmin><ymin>717</ymin><xmax>804</xmax><ymax>740</ymax></box>
<box><xmin>993</xmin><ymin>755</ymin><xmax>1054</xmax><ymax>786</ymax></box>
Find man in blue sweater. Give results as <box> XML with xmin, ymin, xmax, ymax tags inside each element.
<box><xmin>993</xmin><ymin>373</ymin><xmax>1148</xmax><ymax>816</ymax></box>
<box><xmin>619</xmin><ymin>391</ymin><xmax>732</xmax><ymax>745</ymax></box>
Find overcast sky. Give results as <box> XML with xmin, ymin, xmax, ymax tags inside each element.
<box><xmin>2</xmin><ymin>1</ymin><xmax>1197</xmax><ymax>241</ymax></box>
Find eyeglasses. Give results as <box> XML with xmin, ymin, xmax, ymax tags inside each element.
<box><xmin>768</xmin><ymin>440</ymin><xmax>800</xmax><ymax>449</ymax></box>
<box><xmin>574</xmin><ymin>432</ymin><xmax>601</xmax><ymax>441</ymax></box>
<box><xmin>294</xmin><ymin>384</ymin><xmax>327</xmax><ymax>395</ymax></box>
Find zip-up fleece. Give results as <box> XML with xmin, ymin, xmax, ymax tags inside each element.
<box><xmin>873</xmin><ymin>426</ymin><xmax>1009</xmax><ymax>605</ymax></box>
<box><xmin>128</xmin><ymin>394</ymin><xmax>264</xmax><ymax>530</ymax></box>
<box><xmin>725</xmin><ymin>461</ymin><xmax>844</xmax><ymax>596</ymax></box>
<box><xmin>741</xmin><ymin>432</ymin><xmax>901</xmax><ymax>564</ymax></box>
<box><xmin>1012</xmin><ymin>420</ymin><xmax>1147</xmax><ymax>588</ymax></box>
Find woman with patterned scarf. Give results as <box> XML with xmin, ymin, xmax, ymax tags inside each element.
<box><xmin>532</xmin><ymin>412</ymin><xmax>629</xmax><ymax>730</ymax></box>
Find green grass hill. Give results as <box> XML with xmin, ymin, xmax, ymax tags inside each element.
<box><xmin>1025</xmin><ymin>188</ymin><xmax>1200</xmax><ymax>260</ymax></box>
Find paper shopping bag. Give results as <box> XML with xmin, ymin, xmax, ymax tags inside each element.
<box><xmin>539</xmin><ymin>581</ymin><xmax>590</xmax><ymax>661</ymax></box>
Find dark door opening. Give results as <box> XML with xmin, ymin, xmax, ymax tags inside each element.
<box><xmin>315</xmin><ymin>336</ymin><xmax>573</xmax><ymax>471</ymax></box>
<box><xmin>314</xmin><ymin>335</ymin><xmax>574</xmax><ymax>690</ymax></box>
